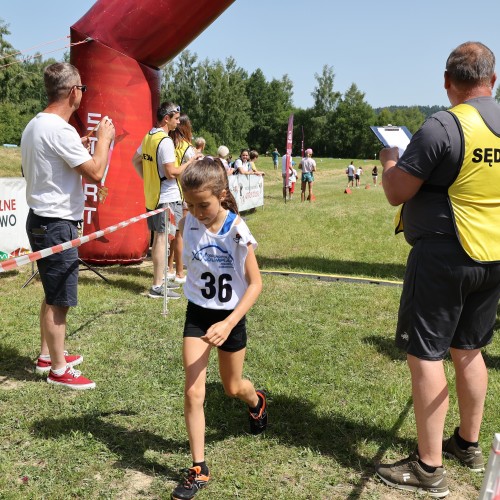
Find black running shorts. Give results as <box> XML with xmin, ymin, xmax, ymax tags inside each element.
<box><xmin>395</xmin><ymin>237</ymin><xmax>500</xmax><ymax>360</ymax></box>
<box><xmin>183</xmin><ymin>301</ymin><xmax>247</xmax><ymax>352</ymax></box>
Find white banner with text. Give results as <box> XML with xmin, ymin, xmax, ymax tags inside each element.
<box><xmin>0</xmin><ymin>177</ymin><xmax>30</xmax><ymax>260</ymax></box>
<box><xmin>229</xmin><ymin>174</ymin><xmax>264</xmax><ymax>212</ymax></box>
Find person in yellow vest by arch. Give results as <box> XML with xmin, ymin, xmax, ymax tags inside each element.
<box><xmin>132</xmin><ymin>103</ymin><xmax>200</xmax><ymax>298</ymax></box>
<box><xmin>376</xmin><ymin>42</ymin><xmax>500</xmax><ymax>498</ymax></box>
<box><xmin>169</xmin><ymin>113</ymin><xmax>199</xmax><ymax>278</ymax></box>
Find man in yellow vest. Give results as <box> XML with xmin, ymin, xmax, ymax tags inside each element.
<box><xmin>132</xmin><ymin>102</ymin><xmax>185</xmax><ymax>299</ymax></box>
<box><xmin>376</xmin><ymin>42</ymin><xmax>500</xmax><ymax>497</ymax></box>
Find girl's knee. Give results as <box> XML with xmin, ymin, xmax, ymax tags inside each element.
<box><xmin>222</xmin><ymin>382</ymin><xmax>243</xmax><ymax>399</ymax></box>
<box><xmin>185</xmin><ymin>384</ymin><xmax>205</xmax><ymax>406</ymax></box>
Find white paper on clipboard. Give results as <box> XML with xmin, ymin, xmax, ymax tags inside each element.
<box><xmin>370</xmin><ymin>125</ymin><xmax>412</xmax><ymax>157</ymax></box>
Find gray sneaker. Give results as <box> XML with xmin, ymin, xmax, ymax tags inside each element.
<box><xmin>148</xmin><ymin>286</ymin><xmax>181</xmax><ymax>299</ymax></box>
<box><xmin>442</xmin><ymin>428</ymin><xmax>485</xmax><ymax>472</ymax></box>
<box><xmin>376</xmin><ymin>453</ymin><xmax>449</xmax><ymax>498</ymax></box>
<box><xmin>165</xmin><ymin>282</ymin><xmax>180</xmax><ymax>289</ymax></box>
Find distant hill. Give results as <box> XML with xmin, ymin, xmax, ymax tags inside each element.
<box><xmin>375</xmin><ymin>105</ymin><xmax>448</xmax><ymax>118</ymax></box>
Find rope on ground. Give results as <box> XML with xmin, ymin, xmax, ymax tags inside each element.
<box><xmin>261</xmin><ymin>270</ymin><xmax>403</xmax><ymax>287</ymax></box>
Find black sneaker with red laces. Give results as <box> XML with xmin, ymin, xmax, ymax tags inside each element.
<box><xmin>248</xmin><ymin>389</ymin><xmax>268</xmax><ymax>435</ymax></box>
<box><xmin>171</xmin><ymin>466</ymin><xmax>210</xmax><ymax>500</ymax></box>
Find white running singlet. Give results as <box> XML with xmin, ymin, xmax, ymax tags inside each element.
<box><xmin>182</xmin><ymin>211</ymin><xmax>257</xmax><ymax>310</ymax></box>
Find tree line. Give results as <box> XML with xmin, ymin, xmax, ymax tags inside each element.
<box><xmin>3</xmin><ymin>20</ymin><xmax>500</xmax><ymax>158</ymax></box>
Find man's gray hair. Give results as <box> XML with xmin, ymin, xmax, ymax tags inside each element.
<box><xmin>44</xmin><ymin>62</ymin><xmax>80</xmax><ymax>102</ymax></box>
<box><xmin>446</xmin><ymin>41</ymin><xmax>495</xmax><ymax>85</ymax></box>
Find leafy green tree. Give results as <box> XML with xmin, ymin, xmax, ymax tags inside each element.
<box><xmin>266</xmin><ymin>75</ymin><xmax>294</xmax><ymax>151</ymax></box>
<box><xmin>376</xmin><ymin>108</ymin><xmax>394</xmax><ymax>126</ymax></box>
<box><xmin>197</xmin><ymin>57</ymin><xmax>251</xmax><ymax>151</ymax></box>
<box><xmin>245</xmin><ymin>69</ymin><xmax>293</xmax><ymax>152</ymax></box>
<box><xmin>161</xmin><ymin>50</ymin><xmax>203</xmax><ymax>124</ymax></box>
<box><xmin>311</xmin><ymin>64</ymin><xmax>341</xmax><ymax>115</ymax></box>
<box><xmin>329</xmin><ymin>83</ymin><xmax>377</xmax><ymax>158</ymax></box>
<box><xmin>0</xmin><ymin>19</ymin><xmax>53</xmax><ymax>144</ymax></box>
<box><xmin>495</xmin><ymin>85</ymin><xmax>500</xmax><ymax>103</ymax></box>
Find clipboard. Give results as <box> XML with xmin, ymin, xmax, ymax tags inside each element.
<box><xmin>370</xmin><ymin>125</ymin><xmax>412</xmax><ymax>156</ymax></box>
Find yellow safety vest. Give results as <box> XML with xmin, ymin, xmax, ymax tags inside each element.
<box><xmin>141</xmin><ymin>130</ymin><xmax>170</xmax><ymax>211</ymax></box>
<box><xmin>447</xmin><ymin>103</ymin><xmax>500</xmax><ymax>262</ymax></box>
<box><xmin>394</xmin><ymin>103</ymin><xmax>500</xmax><ymax>262</ymax></box>
<box><xmin>175</xmin><ymin>139</ymin><xmax>193</xmax><ymax>167</ymax></box>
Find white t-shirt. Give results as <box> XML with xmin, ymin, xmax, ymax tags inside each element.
<box><xmin>137</xmin><ymin>128</ymin><xmax>179</xmax><ymax>203</ymax></box>
<box><xmin>21</xmin><ymin>113</ymin><xmax>92</xmax><ymax>220</ymax></box>
<box><xmin>234</xmin><ymin>158</ymin><xmax>251</xmax><ymax>174</ymax></box>
<box><xmin>281</xmin><ymin>154</ymin><xmax>289</xmax><ymax>174</ymax></box>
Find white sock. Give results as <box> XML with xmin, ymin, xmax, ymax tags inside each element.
<box><xmin>51</xmin><ymin>366</ymin><xmax>67</xmax><ymax>376</ymax></box>
<box><xmin>39</xmin><ymin>354</ymin><xmax>51</xmax><ymax>360</ymax></box>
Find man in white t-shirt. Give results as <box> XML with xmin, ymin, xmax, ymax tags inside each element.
<box><xmin>132</xmin><ymin>102</ymin><xmax>190</xmax><ymax>299</ymax></box>
<box><xmin>281</xmin><ymin>153</ymin><xmax>293</xmax><ymax>200</ymax></box>
<box><xmin>22</xmin><ymin>62</ymin><xmax>115</xmax><ymax>390</ymax></box>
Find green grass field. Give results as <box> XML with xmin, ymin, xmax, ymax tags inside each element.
<box><xmin>0</xmin><ymin>149</ymin><xmax>498</xmax><ymax>499</ymax></box>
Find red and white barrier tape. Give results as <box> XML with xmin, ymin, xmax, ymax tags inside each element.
<box><xmin>0</xmin><ymin>207</ymin><xmax>176</xmax><ymax>273</ymax></box>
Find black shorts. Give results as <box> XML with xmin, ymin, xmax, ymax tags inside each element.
<box><xmin>183</xmin><ymin>301</ymin><xmax>247</xmax><ymax>352</ymax></box>
<box><xmin>396</xmin><ymin>237</ymin><xmax>500</xmax><ymax>360</ymax></box>
<box><xmin>26</xmin><ymin>210</ymin><xmax>79</xmax><ymax>307</ymax></box>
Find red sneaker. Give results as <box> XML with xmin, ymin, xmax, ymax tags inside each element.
<box><xmin>35</xmin><ymin>351</ymin><xmax>83</xmax><ymax>375</ymax></box>
<box><xmin>47</xmin><ymin>367</ymin><xmax>96</xmax><ymax>390</ymax></box>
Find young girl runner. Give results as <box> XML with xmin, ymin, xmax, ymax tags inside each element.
<box><xmin>171</xmin><ymin>157</ymin><xmax>267</xmax><ymax>500</ymax></box>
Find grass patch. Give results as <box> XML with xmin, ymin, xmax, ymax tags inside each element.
<box><xmin>0</xmin><ymin>154</ymin><xmax>498</xmax><ymax>499</ymax></box>
<box><xmin>0</xmin><ymin>146</ymin><xmax>22</xmax><ymax>177</ymax></box>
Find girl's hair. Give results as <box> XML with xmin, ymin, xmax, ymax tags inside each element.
<box><xmin>249</xmin><ymin>150</ymin><xmax>259</xmax><ymax>161</ymax></box>
<box><xmin>181</xmin><ymin>157</ymin><xmax>239</xmax><ymax>214</ymax></box>
<box><xmin>170</xmin><ymin>113</ymin><xmax>193</xmax><ymax>147</ymax></box>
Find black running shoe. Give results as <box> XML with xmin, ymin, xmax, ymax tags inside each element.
<box><xmin>249</xmin><ymin>389</ymin><xmax>268</xmax><ymax>435</ymax></box>
<box><xmin>442</xmin><ymin>428</ymin><xmax>485</xmax><ymax>472</ymax></box>
<box><xmin>171</xmin><ymin>466</ymin><xmax>210</xmax><ymax>500</ymax></box>
<box><xmin>376</xmin><ymin>452</ymin><xmax>449</xmax><ymax>498</ymax></box>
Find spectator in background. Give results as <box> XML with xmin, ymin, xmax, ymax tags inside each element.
<box><xmin>288</xmin><ymin>161</ymin><xmax>298</xmax><ymax>200</ymax></box>
<box><xmin>346</xmin><ymin>161</ymin><xmax>355</xmax><ymax>188</ymax></box>
<box><xmin>249</xmin><ymin>150</ymin><xmax>265</xmax><ymax>176</ymax></box>
<box><xmin>281</xmin><ymin>153</ymin><xmax>293</xmax><ymax>200</ymax></box>
<box><xmin>194</xmin><ymin>137</ymin><xmax>206</xmax><ymax>155</ymax></box>
<box><xmin>234</xmin><ymin>149</ymin><xmax>263</xmax><ymax>176</ymax></box>
<box><xmin>217</xmin><ymin>145</ymin><xmax>234</xmax><ymax>174</ymax></box>
<box><xmin>355</xmin><ymin>165</ymin><xmax>363</xmax><ymax>187</ymax></box>
<box><xmin>299</xmin><ymin>148</ymin><xmax>316</xmax><ymax>202</ymax></box>
<box><xmin>372</xmin><ymin>165</ymin><xmax>378</xmax><ymax>186</ymax></box>
<box><xmin>170</xmin><ymin>114</ymin><xmax>197</xmax><ymax>168</ymax></box>
<box><xmin>132</xmin><ymin>101</ymin><xmax>184</xmax><ymax>295</ymax></box>
<box><xmin>168</xmin><ymin>113</ymin><xmax>201</xmax><ymax>280</ymax></box>
<box><xmin>23</xmin><ymin>62</ymin><xmax>115</xmax><ymax>390</ymax></box>
<box><xmin>271</xmin><ymin>147</ymin><xmax>280</xmax><ymax>170</ymax></box>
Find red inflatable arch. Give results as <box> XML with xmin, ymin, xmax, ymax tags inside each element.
<box><xmin>69</xmin><ymin>0</ymin><xmax>235</xmax><ymax>264</ymax></box>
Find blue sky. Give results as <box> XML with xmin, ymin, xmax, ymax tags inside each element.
<box><xmin>2</xmin><ymin>0</ymin><xmax>500</xmax><ymax>110</ymax></box>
